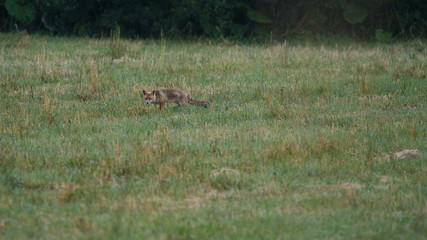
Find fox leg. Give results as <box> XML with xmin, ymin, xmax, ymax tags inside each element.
<box><xmin>182</xmin><ymin>99</ymin><xmax>189</xmax><ymax>107</ymax></box>
<box><xmin>176</xmin><ymin>100</ymin><xmax>188</xmax><ymax>107</ymax></box>
<box><xmin>159</xmin><ymin>102</ymin><xmax>165</xmax><ymax>110</ymax></box>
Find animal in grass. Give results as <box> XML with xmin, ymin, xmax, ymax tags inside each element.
<box><xmin>142</xmin><ymin>88</ymin><xmax>210</xmax><ymax>110</ymax></box>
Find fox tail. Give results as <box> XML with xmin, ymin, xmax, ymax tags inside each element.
<box><xmin>188</xmin><ymin>96</ymin><xmax>210</xmax><ymax>108</ymax></box>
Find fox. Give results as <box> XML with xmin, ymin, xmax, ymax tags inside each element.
<box><xmin>142</xmin><ymin>88</ymin><xmax>210</xmax><ymax>110</ymax></box>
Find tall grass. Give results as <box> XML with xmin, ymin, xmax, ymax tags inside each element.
<box><xmin>0</xmin><ymin>33</ymin><xmax>426</xmax><ymax>239</ymax></box>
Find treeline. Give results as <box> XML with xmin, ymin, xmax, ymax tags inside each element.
<box><xmin>1</xmin><ymin>0</ymin><xmax>426</xmax><ymax>40</ymax></box>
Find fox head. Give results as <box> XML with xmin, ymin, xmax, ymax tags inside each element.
<box><xmin>142</xmin><ymin>90</ymin><xmax>156</xmax><ymax>104</ymax></box>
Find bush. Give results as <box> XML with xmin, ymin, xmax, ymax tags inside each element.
<box><xmin>0</xmin><ymin>0</ymin><xmax>425</xmax><ymax>39</ymax></box>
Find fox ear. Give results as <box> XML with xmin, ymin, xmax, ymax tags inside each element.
<box><xmin>142</xmin><ymin>90</ymin><xmax>147</xmax><ymax>95</ymax></box>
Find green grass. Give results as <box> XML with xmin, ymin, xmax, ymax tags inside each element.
<box><xmin>0</xmin><ymin>33</ymin><xmax>426</xmax><ymax>239</ymax></box>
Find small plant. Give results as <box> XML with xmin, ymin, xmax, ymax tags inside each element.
<box><xmin>43</xmin><ymin>94</ymin><xmax>54</xmax><ymax>124</ymax></box>
<box><xmin>110</xmin><ymin>26</ymin><xmax>126</xmax><ymax>60</ymax></box>
<box><xmin>74</xmin><ymin>64</ymin><xmax>93</xmax><ymax>102</ymax></box>
<box><xmin>87</xmin><ymin>61</ymin><xmax>98</xmax><ymax>93</ymax></box>
<box><xmin>357</xmin><ymin>65</ymin><xmax>371</xmax><ymax>94</ymax></box>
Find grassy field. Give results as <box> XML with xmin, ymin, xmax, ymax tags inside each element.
<box><xmin>0</xmin><ymin>33</ymin><xmax>426</xmax><ymax>239</ymax></box>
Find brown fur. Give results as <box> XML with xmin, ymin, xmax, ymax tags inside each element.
<box><xmin>142</xmin><ymin>88</ymin><xmax>210</xmax><ymax>110</ymax></box>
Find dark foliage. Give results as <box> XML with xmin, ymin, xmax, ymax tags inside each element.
<box><xmin>262</xmin><ymin>0</ymin><xmax>427</xmax><ymax>39</ymax></box>
<box><xmin>0</xmin><ymin>0</ymin><xmax>425</xmax><ymax>39</ymax></box>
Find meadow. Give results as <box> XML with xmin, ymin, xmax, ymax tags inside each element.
<box><xmin>0</xmin><ymin>33</ymin><xmax>426</xmax><ymax>239</ymax></box>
